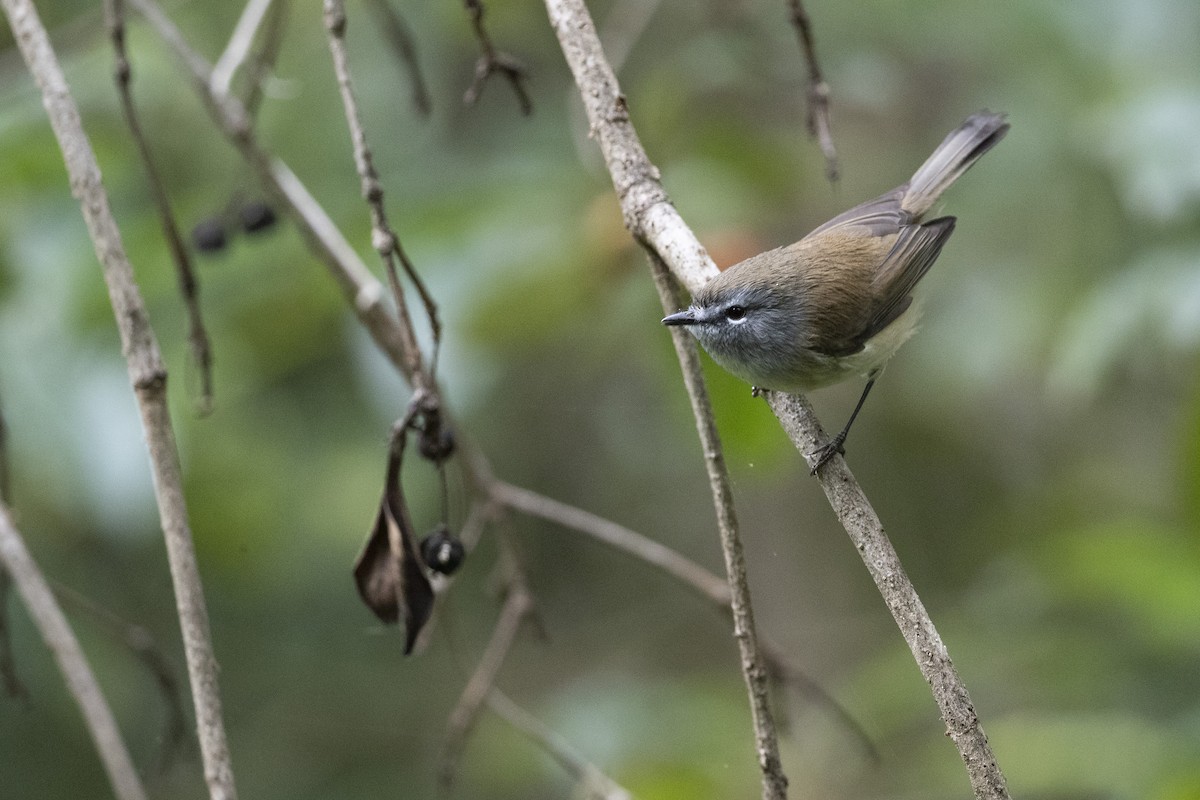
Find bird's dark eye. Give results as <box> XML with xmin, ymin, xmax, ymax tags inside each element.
<box><xmin>725</xmin><ymin>305</ymin><xmax>746</xmax><ymax>321</ymax></box>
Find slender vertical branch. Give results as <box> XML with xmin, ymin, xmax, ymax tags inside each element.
<box><xmin>785</xmin><ymin>0</ymin><xmax>838</xmax><ymax>181</ymax></box>
<box><xmin>0</xmin><ymin>502</ymin><xmax>148</xmax><ymax>800</ymax></box>
<box><xmin>542</xmin><ymin>0</ymin><xmax>1010</xmax><ymax>797</ymax></box>
<box><xmin>1</xmin><ymin>2</ymin><xmax>238</xmax><ymax>797</ymax></box>
<box><xmin>648</xmin><ymin>256</ymin><xmax>787</xmax><ymax>799</ymax></box>
<box><xmin>323</xmin><ymin>0</ymin><xmax>441</xmax><ymax>384</ymax></box>
<box><xmin>104</xmin><ymin>0</ymin><xmax>215</xmax><ymax>413</ymax></box>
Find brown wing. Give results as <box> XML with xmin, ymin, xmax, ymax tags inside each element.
<box><xmin>856</xmin><ymin>216</ymin><xmax>956</xmax><ymax>345</ymax></box>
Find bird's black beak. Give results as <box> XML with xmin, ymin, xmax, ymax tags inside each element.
<box><xmin>662</xmin><ymin>309</ymin><xmax>698</xmax><ymax>326</ymax></box>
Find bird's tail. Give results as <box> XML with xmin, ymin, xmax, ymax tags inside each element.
<box><xmin>901</xmin><ymin>111</ymin><xmax>1009</xmax><ymax>217</ymax></box>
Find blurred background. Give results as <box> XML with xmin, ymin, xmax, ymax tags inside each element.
<box><xmin>2</xmin><ymin>0</ymin><xmax>1199</xmax><ymax>797</ymax></box>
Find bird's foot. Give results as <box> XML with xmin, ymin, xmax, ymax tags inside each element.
<box><xmin>807</xmin><ymin>434</ymin><xmax>846</xmax><ymax>475</ymax></box>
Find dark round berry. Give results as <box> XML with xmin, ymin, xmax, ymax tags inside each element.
<box><xmin>419</xmin><ymin>426</ymin><xmax>456</xmax><ymax>464</ymax></box>
<box><xmin>191</xmin><ymin>217</ymin><xmax>228</xmax><ymax>253</ymax></box>
<box><xmin>420</xmin><ymin>525</ymin><xmax>465</xmax><ymax>575</ymax></box>
<box><xmin>238</xmin><ymin>201</ymin><xmax>277</xmax><ymax>234</ymax></box>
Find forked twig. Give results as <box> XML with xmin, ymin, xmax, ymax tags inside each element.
<box><xmin>462</xmin><ymin>0</ymin><xmax>533</xmax><ymax>115</ymax></box>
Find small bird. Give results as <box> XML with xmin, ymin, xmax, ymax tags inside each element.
<box><xmin>663</xmin><ymin>111</ymin><xmax>1009</xmax><ymax>472</ymax></box>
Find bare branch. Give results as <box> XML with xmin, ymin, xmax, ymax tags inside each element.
<box><xmin>104</xmin><ymin>0</ymin><xmax>215</xmax><ymax>414</ymax></box>
<box><xmin>362</xmin><ymin>0</ymin><xmax>432</xmax><ymax>116</ymax></box>
<box><xmin>323</xmin><ymin>0</ymin><xmax>442</xmax><ymax>384</ymax></box>
<box><xmin>543</xmin><ymin>0</ymin><xmax>1010</xmax><ymax>797</ymax></box>
<box><xmin>487</xmin><ymin>689</ymin><xmax>632</xmax><ymax>800</ymax></box>
<box><xmin>210</xmin><ymin>0</ymin><xmax>274</xmax><ymax>97</ymax></box>
<box><xmin>0</xmin><ymin>502</ymin><xmax>147</xmax><ymax>800</ymax></box>
<box><xmin>462</xmin><ymin>0</ymin><xmax>533</xmax><ymax>115</ymax></box>
<box><xmin>1</xmin><ymin>2</ymin><xmax>238</xmax><ymax>797</ymax></box>
<box><xmin>490</xmin><ymin>479</ymin><xmax>731</xmax><ymax>606</ymax></box>
<box><xmin>648</xmin><ymin>256</ymin><xmax>787</xmax><ymax>799</ymax></box>
<box><xmin>785</xmin><ymin>0</ymin><xmax>838</xmax><ymax>181</ymax></box>
<box><xmin>439</xmin><ymin>581</ymin><xmax>534</xmax><ymax>790</ymax></box>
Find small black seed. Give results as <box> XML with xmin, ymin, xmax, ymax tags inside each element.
<box><xmin>238</xmin><ymin>201</ymin><xmax>277</xmax><ymax>234</ymax></box>
<box><xmin>191</xmin><ymin>217</ymin><xmax>228</xmax><ymax>253</ymax></box>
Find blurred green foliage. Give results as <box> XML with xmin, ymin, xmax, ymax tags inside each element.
<box><xmin>2</xmin><ymin>0</ymin><xmax>1199</xmax><ymax>798</ymax></box>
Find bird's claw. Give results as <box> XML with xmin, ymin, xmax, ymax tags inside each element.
<box><xmin>807</xmin><ymin>436</ymin><xmax>846</xmax><ymax>475</ymax></box>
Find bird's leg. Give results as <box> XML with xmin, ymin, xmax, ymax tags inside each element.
<box><xmin>809</xmin><ymin>376</ymin><xmax>877</xmax><ymax>474</ymax></box>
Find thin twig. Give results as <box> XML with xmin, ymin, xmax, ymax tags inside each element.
<box><xmin>487</xmin><ymin>689</ymin><xmax>632</xmax><ymax>800</ymax></box>
<box><xmin>323</xmin><ymin>0</ymin><xmax>441</xmax><ymax>384</ymax></box>
<box><xmin>785</xmin><ymin>0</ymin><xmax>838</xmax><ymax>181</ymax></box>
<box><xmin>210</xmin><ymin>0</ymin><xmax>274</xmax><ymax>97</ymax></box>
<box><xmin>542</xmin><ymin>1</ymin><xmax>1010</xmax><ymax>797</ymax></box>
<box><xmin>0</xmin><ymin>502</ymin><xmax>147</xmax><ymax>800</ymax></box>
<box><xmin>1</xmin><ymin>2</ymin><xmax>239</xmax><ymax>797</ymax></box>
<box><xmin>648</xmin><ymin>255</ymin><xmax>787</xmax><ymax>799</ymax></box>
<box><xmin>362</xmin><ymin>0</ymin><xmax>432</xmax><ymax>116</ymax></box>
<box><xmin>104</xmin><ymin>0</ymin><xmax>215</xmax><ymax>414</ymax></box>
<box><xmin>462</xmin><ymin>0</ymin><xmax>533</xmax><ymax>115</ymax></box>
<box><xmin>491</xmin><ymin>479</ymin><xmax>730</xmax><ymax>606</ymax></box>
<box><xmin>439</xmin><ymin>580</ymin><xmax>534</xmax><ymax>790</ymax></box>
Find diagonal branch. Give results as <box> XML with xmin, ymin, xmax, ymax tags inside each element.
<box><xmin>1</xmin><ymin>2</ymin><xmax>238</xmax><ymax>797</ymax></box>
<box><xmin>542</xmin><ymin>1</ymin><xmax>1010</xmax><ymax>798</ymax></box>
<box><xmin>0</xmin><ymin>501</ymin><xmax>148</xmax><ymax>800</ymax></box>
<box><xmin>210</xmin><ymin>0</ymin><xmax>274</xmax><ymax>97</ymax></box>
